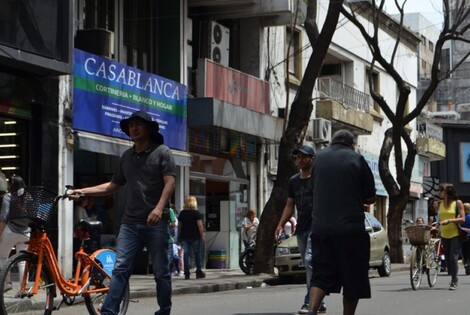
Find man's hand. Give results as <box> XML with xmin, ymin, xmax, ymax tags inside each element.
<box><xmin>147</xmin><ymin>207</ymin><xmax>163</xmax><ymax>225</ymax></box>
<box><xmin>274</xmin><ymin>225</ymin><xmax>283</xmax><ymax>242</ymax></box>
<box><xmin>67</xmin><ymin>189</ymin><xmax>85</xmax><ymax>201</ymax></box>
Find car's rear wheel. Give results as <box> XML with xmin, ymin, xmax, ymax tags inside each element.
<box><xmin>378</xmin><ymin>251</ymin><xmax>391</xmax><ymax>277</ymax></box>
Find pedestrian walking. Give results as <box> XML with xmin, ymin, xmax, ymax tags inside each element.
<box><xmin>308</xmin><ymin>130</ymin><xmax>376</xmax><ymax>315</ymax></box>
<box><xmin>275</xmin><ymin>144</ymin><xmax>326</xmax><ymax>314</ymax></box>
<box><xmin>68</xmin><ymin>110</ymin><xmax>176</xmax><ymax>315</ymax></box>
<box><xmin>437</xmin><ymin>183</ymin><xmax>465</xmax><ymax>290</ymax></box>
<box><xmin>178</xmin><ymin>195</ymin><xmax>206</xmax><ymax>280</ymax></box>
<box><xmin>460</xmin><ymin>202</ymin><xmax>470</xmax><ymax>275</ymax></box>
<box><xmin>0</xmin><ymin>175</ymin><xmax>28</xmax><ymax>292</ymax></box>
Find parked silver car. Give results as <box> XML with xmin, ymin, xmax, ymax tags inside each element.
<box><xmin>274</xmin><ymin>212</ymin><xmax>391</xmax><ymax>278</ymax></box>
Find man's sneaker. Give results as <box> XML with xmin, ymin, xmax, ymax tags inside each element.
<box><xmin>196</xmin><ymin>270</ymin><xmax>206</xmax><ymax>279</ymax></box>
<box><xmin>318</xmin><ymin>302</ymin><xmax>327</xmax><ymax>313</ymax></box>
<box><xmin>449</xmin><ymin>282</ymin><xmax>458</xmax><ymax>290</ymax></box>
<box><xmin>298</xmin><ymin>304</ymin><xmax>309</xmax><ymax>314</ymax></box>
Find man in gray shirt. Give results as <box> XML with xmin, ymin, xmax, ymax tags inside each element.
<box><xmin>70</xmin><ymin>110</ymin><xmax>176</xmax><ymax>315</ymax></box>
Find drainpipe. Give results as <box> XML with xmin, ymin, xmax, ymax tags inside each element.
<box><xmin>58</xmin><ymin>76</ymin><xmax>75</xmax><ymax>278</ymax></box>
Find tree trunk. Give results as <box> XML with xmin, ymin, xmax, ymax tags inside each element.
<box><xmin>387</xmin><ymin>194</ymin><xmax>408</xmax><ymax>263</ymax></box>
<box><xmin>254</xmin><ymin>0</ymin><xmax>344</xmax><ymax>274</ymax></box>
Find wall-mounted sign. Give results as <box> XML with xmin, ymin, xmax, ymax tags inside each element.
<box><xmin>460</xmin><ymin>142</ymin><xmax>470</xmax><ymax>183</ymax></box>
<box><xmin>361</xmin><ymin>152</ymin><xmax>387</xmax><ymax>196</ymax></box>
<box><xmin>73</xmin><ymin>49</ymin><xmax>187</xmax><ymax>151</ymax></box>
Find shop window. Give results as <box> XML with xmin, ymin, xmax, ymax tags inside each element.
<box><xmin>0</xmin><ymin>117</ymin><xmax>28</xmax><ymax>177</ymax></box>
<box><xmin>0</xmin><ymin>0</ymin><xmax>69</xmax><ymax>61</ymax></box>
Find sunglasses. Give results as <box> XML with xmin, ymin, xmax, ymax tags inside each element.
<box><xmin>439</xmin><ymin>187</ymin><xmax>445</xmax><ymax>192</ymax></box>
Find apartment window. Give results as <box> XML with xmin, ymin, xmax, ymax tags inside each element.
<box><xmin>81</xmin><ymin>0</ymin><xmax>115</xmax><ymax>30</ymax></box>
<box><xmin>421</xmin><ymin>35</ymin><xmax>427</xmax><ymax>48</ymax></box>
<box><xmin>428</xmin><ymin>41</ymin><xmax>434</xmax><ymax>52</ymax></box>
<box><xmin>366</xmin><ymin>68</ymin><xmax>380</xmax><ymax>114</ymax></box>
<box><xmin>123</xmin><ymin>0</ymin><xmax>155</xmax><ymax>72</ymax></box>
<box><xmin>440</xmin><ymin>48</ymin><xmax>451</xmax><ymax>78</ymax></box>
<box><xmin>286</xmin><ymin>27</ymin><xmax>302</xmax><ymax>81</ymax></box>
<box><xmin>421</xmin><ymin>60</ymin><xmax>427</xmax><ymax>69</ymax></box>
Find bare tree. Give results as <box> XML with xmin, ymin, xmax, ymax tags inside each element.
<box><xmin>254</xmin><ymin>0</ymin><xmax>344</xmax><ymax>274</ymax></box>
<box><xmin>340</xmin><ymin>0</ymin><xmax>470</xmax><ymax>262</ymax></box>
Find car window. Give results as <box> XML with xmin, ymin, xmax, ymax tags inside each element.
<box><xmin>364</xmin><ymin>217</ymin><xmax>372</xmax><ymax>232</ymax></box>
<box><xmin>366</xmin><ymin>214</ymin><xmax>383</xmax><ymax>232</ymax></box>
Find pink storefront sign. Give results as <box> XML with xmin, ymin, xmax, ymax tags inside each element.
<box><xmin>203</xmin><ymin>59</ymin><xmax>269</xmax><ymax>114</ymax></box>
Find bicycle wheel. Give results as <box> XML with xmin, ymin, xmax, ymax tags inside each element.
<box><xmin>427</xmin><ymin>243</ymin><xmax>440</xmax><ymax>287</ymax></box>
<box><xmin>410</xmin><ymin>246</ymin><xmax>423</xmax><ymax>290</ymax></box>
<box><xmin>0</xmin><ymin>252</ymin><xmax>55</xmax><ymax>315</ymax></box>
<box><xmin>84</xmin><ymin>249</ymin><xmax>129</xmax><ymax>315</ymax></box>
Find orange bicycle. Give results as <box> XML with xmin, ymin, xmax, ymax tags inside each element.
<box><xmin>0</xmin><ymin>186</ymin><xmax>129</xmax><ymax>315</ymax></box>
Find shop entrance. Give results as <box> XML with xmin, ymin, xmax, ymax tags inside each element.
<box><xmin>189</xmin><ymin>174</ymin><xmax>248</xmax><ymax>269</ymax></box>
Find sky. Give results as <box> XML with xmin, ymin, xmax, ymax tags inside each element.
<box><xmin>383</xmin><ymin>0</ymin><xmax>444</xmax><ymax>29</ymax></box>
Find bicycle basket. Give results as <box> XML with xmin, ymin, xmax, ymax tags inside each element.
<box><xmin>405</xmin><ymin>225</ymin><xmax>432</xmax><ymax>245</ymax></box>
<box><xmin>8</xmin><ymin>186</ymin><xmax>57</xmax><ymax>226</ymax></box>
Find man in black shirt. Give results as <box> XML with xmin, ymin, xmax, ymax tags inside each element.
<box><xmin>275</xmin><ymin>145</ymin><xmax>326</xmax><ymax>314</ymax></box>
<box><xmin>308</xmin><ymin>130</ymin><xmax>376</xmax><ymax>315</ymax></box>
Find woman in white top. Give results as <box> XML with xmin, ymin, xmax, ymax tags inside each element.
<box><xmin>242</xmin><ymin>209</ymin><xmax>259</xmax><ymax>247</ymax></box>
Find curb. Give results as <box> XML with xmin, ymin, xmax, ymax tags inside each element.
<box><xmin>128</xmin><ymin>265</ymin><xmax>410</xmax><ymax>299</ymax></box>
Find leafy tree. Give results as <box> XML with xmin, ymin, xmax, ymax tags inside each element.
<box><xmin>341</xmin><ymin>0</ymin><xmax>470</xmax><ymax>262</ymax></box>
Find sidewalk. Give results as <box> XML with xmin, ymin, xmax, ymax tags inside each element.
<box><xmin>129</xmin><ymin>269</ymin><xmax>271</xmax><ymax>298</ymax></box>
<box><xmin>128</xmin><ymin>264</ymin><xmax>409</xmax><ymax>299</ymax></box>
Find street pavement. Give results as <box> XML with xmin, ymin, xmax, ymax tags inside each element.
<box><xmin>128</xmin><ymin>264</ymin><xmax>409</xmax><ymax>299</ymax></box>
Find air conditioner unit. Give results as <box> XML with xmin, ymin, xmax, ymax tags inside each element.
<box><xmin>312</xmin><ymin>118</ymin><xmax>332</xmax><ymax>143</ymax></box>
<box><xmin>200</xmin><ymin>21</ymin><xmax>230</xmax><ymax>66</ymax></box>
<box><xmin>267</xmin><ymin>144</ymin><xmax>279</xmax><ymax>175</ymax></box>
<box><xmin>75</xmin><ymin>28</ymin><xmax>114</xmax><ymax>59</ymax></box>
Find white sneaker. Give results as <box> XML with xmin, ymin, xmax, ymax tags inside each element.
<box><xmin>298</xmin><ymin>304</ymin><xmax>309</xmax><ymax>314</ymax></box>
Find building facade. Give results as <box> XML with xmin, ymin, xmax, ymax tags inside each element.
<box><xmin>0</xmin><ymin>0</ymin><xmax>440</xmax><ymax>274</ymax></box>
<box><xmin>429</xmin><ymin>0</ymin><xmax>470</xmax><ymax>203</ymax></box>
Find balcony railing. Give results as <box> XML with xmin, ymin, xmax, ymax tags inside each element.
<box><xmin>317</xmin><ymin>78</ymin><xmax>371</xmax><ymax>112</ymax></box>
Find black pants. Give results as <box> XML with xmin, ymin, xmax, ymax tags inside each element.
<box><xmin>461</xmin><ymin>239</ymin><xmax>470</xmax><ymax>270</ymax></box>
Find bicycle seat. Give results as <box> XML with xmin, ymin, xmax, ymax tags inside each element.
<box><xmin>78</xmin><ymin>219</ymin><xmax>103</xmax><ymax>232</ymax></box>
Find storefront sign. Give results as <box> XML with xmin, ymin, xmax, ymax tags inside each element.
<box><xmin>73</xmin><ymin>49</ymin><xmax>187</xmax><ymax>150</ymax></box>
<box><xmin>200</xmin><ymin>59</ymin><xmax>269</xmax><ymax>114</ymax></box>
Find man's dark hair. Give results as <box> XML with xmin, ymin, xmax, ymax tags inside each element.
<box><xmin>331</xmin><ymin>129</ymin><xmax>355</xmax><ymax>147</ymax></box>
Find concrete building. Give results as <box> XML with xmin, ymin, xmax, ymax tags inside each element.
<box><xmin>0</xmin><ymin>0</ymin><xmax>73</xmax><ymax>269</ymax></box>
<box><xmin>428</xmin><ymin>1</ymin><xmax>470</xmax><ymax>203</ymax></box>
<box><xmin>399</xmin><ymin>2</ymin><xmax>470</xmax><ymax>205</ymax></box>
